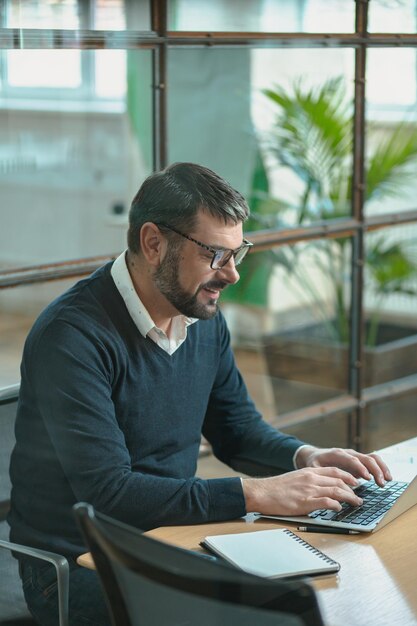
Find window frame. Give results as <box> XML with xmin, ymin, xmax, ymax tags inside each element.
<box><xmin>2</xmin><ymin>0</ymin><xmax>417</xmax><ymax>449</ymax></box>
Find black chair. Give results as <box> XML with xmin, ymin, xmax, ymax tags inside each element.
<box><xmin>0</xmin><ymin>385</ymin><xmax>69</xmax><ymax>626</ymax></box>
<box><xmin>74</xmin><ymin>502</ymin><xmax>325</xmax><ymax>626</ymax></box>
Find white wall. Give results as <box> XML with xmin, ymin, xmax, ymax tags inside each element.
<box><xmin>0</xmin><ymin>108</ymin><xmax>132</xmax><ymax>267</ymax></box>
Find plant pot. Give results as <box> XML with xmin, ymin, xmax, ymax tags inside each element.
<box><xmin>263</xmin><ymin>320</ymin><xmax>417</xmax><ymax>450</ymax></box>
<box><xmin>264</xmin><ymin>320</ymin><xmax>417</xmax><ymax>388</ymax></box>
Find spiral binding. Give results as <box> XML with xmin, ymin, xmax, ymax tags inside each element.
<box><xmin>283</xmin><ymin>528</ymin><xmax>339</xmax><ymax>565</ymax></box>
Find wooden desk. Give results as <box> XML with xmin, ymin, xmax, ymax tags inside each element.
<box><xmin>78</xmin><ymin>438</ymin><xmax>417</xmax><ymax>626</ymax></box>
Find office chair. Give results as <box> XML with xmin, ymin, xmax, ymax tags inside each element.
<box><xmin>0</xmin><ymin>386</ymin><xmax>69</xmax><ymax>626</ymax></box>
<box><xmin>74</xmin><ymin>502</ymin><xmax>325</xmax><ymax>626</ymax></box>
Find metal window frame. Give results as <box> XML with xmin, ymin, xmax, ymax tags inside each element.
<box><xmin>2</xmin><ymin>0</ymin><xmax>417</xmax><ymax>446</ymax></box>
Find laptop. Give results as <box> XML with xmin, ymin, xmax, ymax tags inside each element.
<box><xmin>257</xmin><ymin>475</ymin><xmax>417</xmax><ymax>533</ymax></box>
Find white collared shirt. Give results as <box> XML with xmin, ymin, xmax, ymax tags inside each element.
<box><xmin>111</xmin><ymin>250</ymin><xmax>198</xmax><ymax>355</ymax></box>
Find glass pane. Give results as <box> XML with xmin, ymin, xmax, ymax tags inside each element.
<box><xmin>368</xmin><ymin>0</ymin><xmax>417</xmax><ymax>33</ymax></box>
<box><xmin>363</xmin><ymin>393</ymin><xmax>417</xmax><ymax>452</ymax></box>
<box><xmin>222</xmin><ymin>239</ymin><xmax>352</xmax><ymax>417</ymax></box>
<box><xmin>5</xmin><ymin>0</ymin><xmax>151</xmax><ymax>31</ymax></box>
<box><xmin>0</xmin><ymin>49</ymin><xmax>152</xmax><ymax>272</ymax></box>
<box><xmin>301</xmin><ymin>0</ymin><xmax>355</xmax><ymax>32</ymax></box>
<box><xmin>94</xmin><ymin>0</ymin><xmax>126</xmax><ymax>30</ymax></box>
<box><xmin>169</xmin><ymin>0</ymin><xmax>355</xmax><ymax>32</ymax></box>
<box><xmin>93</xmin><ymin>0</ymin><xmax>151</xmax><ymax>31</ymax></box>
<box><xmin>7</xmin><ymin>50</ymin><xmax>82</xmax><ymax>89</ymax></box>
<box><xmin>367</xmin><ymin>48</ymin><xmax>416</xmax><ymax>109</ymax></box>
<box><xmin>282</xmin><ymin>410</ymin><xmax>350</xmax><ymax>449</ymax></box>
<box><xmin>363</xmin><ymin>224</ymin><xmax>417</xmax><ymax>386</ymax></box>
<box><xmin>365</xmin><ymin>49</ymin><xmax>417</xmax><ymax>215</ymax></box>
<box><xmin>95</xmin><ymin>50</ymin><xmax>127</xmax><ymax>99</ymax></box>
<box><xmin>7</xmin><ymin>0</ymin><xmax>80</xmax><ymax>29</ymax></box>
<box><xmin>3</xmin><ymin>48</ymin><xmax>127</xmax><ymax>98</ymax></box>
<box><xmin>0</xmin><ymin>279</ymin><xmax>76</xmax><ymax>387</ymax></box>
<box><xmin>167</xmin><ymin>47</ymin><xmax>354</xmax><ymax>223</ymax></box>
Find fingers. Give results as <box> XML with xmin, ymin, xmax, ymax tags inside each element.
<box><xmin>313</xmin><ymin>493</ymin><xmax>360</xmax><ymax>512</ymax></box>
<box><xmin>343</xmin><ymin>450</ymin><xmax>392</xmax><ymax>486</ymax></box>
<box><xmin>308</xmin><ymin>447</ymin><xmax>393</xmax><ymax>487</ymax></box>
<box><xmin>361</xmin><ymin>452</ymin><xmax>392</xmax><ymax>483</ymax></box>
<box><xmin>311</xmin><ymin>465</ymin><xmax>359</xmax><ymax>487</ymax></box>
<box><xmin>330</xmin><ymin>484</ymin><xmax>362</xmax><ymax>508</ymax></box>
<box><xmin>242</xmin><ymin>468</ymin><xmax>363</xmax><ymax>516</ymax></box>
<box><xmin>308</xmin><ymin>472</ymin><xmax>363</xmax><ymax>509</ymax></box>
<box><xmin>292</xmin><ymin>469</ymin><xmax>362</xmax><ymax>513</ymax></box>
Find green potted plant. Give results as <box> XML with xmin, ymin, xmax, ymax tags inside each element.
<box><xmin>263</xmin><ymin>77</ymin><xmax>417</xmax><ymax>338</ymax></box>
<box><xmin>224</xmin><ymin>78</ymin><xmax>417</xmax><ymax>443</ymax></box>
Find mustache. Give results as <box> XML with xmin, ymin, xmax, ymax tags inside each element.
<box><xmin>200</xmin><ymin>280</ymin><xmax>228</xmax><ymax>291</ymax></box>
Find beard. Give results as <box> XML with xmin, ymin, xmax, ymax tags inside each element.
<box><xmin>154</xmin><ymin>245</ymin><xmax>226</xmax><ymax>320</ymax></box>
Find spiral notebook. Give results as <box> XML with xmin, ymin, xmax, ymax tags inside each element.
<box><xmin>201</xmin><ymin>528</ymin><xmax>340</xmax><ymax>579</ymax></box>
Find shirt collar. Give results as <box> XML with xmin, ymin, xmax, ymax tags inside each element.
<box><xmin>110</xmin><ymin>250</ymin><xmax>197</xmax><ymax>341</ymax></box>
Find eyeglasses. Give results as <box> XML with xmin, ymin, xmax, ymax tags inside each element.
<box><xmin>157</xmin><ymin>223</ymin><xmax>253</xmax><ymax>270</ymax></box>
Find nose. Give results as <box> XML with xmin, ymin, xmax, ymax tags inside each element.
<box><xmin>216</xmin><ymin>256</ymin><xmax>240</xmax><ymax>285</ymax></box>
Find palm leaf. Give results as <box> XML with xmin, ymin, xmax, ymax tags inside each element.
<box><xmin>263</xmin><ymin>78</ymin><xmax>352</xmax><ymax>209</ymax></box>
<box><xmin>366</xmin><ymin>125</ymin><xmax>417</xmax><ymax>201</ymax></box>
<box><xmin>366</xmin><ymin>236</ymin><xmax>417</xmax><ymax>296</ymax></box>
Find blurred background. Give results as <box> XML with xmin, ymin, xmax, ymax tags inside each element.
<box><xmin>2</xmin><ymin>0</ymin><xmax>417</xmax><ymax>470</ymax></box>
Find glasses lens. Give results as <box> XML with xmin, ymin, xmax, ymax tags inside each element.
<box><xmin>234</xmin><ymin>245</ymin><xmax>250</xmax><ymax>266</ymax></box>
<box><xmin>212</xmin><ymin>249</ymin><xmax>232</xmax><ymax>270</ymax></box>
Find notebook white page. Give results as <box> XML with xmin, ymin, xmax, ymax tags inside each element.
<box><xmin>202</xmin><ymin>528</ymin><xmax>340</xmax><ymax>579</ymax></box>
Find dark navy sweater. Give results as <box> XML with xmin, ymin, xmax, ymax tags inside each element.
<box><xmin>9</xmin><ymin>263</ymin><xmax>303</xmax><ymax>557</ymax></box>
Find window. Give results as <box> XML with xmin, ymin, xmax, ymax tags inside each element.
<box><xmin>0</xmin><ymin>0</ymin><xmax>127</xmax><ymax>106</ymax></box>
<box><xmin>2</xmin><ymin>0</ymin><xmax>417</xmax><ymax>452</ymax></box>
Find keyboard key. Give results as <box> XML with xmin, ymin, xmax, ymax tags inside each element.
<box><xmin>312</xmin><ymin>479</ymin><xmax>408</xmax><ymax>525</ymax></box>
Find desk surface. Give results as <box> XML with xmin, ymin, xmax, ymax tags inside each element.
<box><xmin>78</xmin><ymin>438</ymin><xmax>417</xmax><ymax>626</ymax></box>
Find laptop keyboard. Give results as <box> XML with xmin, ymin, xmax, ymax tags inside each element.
<box><xmin>308</xmin><ymin>480</ymin><xmax>408</xmax><ymax>526</ymax></box>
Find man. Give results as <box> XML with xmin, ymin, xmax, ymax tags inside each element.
<box><xmin>9</xmin><ymin>162</ymin><xmax>391</xmax><ymax>625</ymax></box>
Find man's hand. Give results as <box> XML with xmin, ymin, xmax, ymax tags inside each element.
<box><xmin>295</xmin><ymin>446</ymin><xmax>392</xmax><ymax>487</ymax></box>
<box><xmin>242</xmin><ymin>467</ymin><xmax>362</xmax><ymax>516</ymax></box>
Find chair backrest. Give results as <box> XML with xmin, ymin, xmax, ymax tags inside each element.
<box><xmin>0</xmin><ymin>385</ymin><xmax>36</xmax><ymax>624</ymax></box>
<box><xmin>0</xmin><ymin>386</ymin><xmax>20</xmax><ymax>520</ymax></box>
<box><xmin>74</xmin><ymin>503</ymin><xmax>324</xmax><ymax>626</ymax></box>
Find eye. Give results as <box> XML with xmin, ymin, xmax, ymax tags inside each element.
<box><xmin>198</xmin><ymin>249</ymin><xmax>212</xmax><ymax>260</ymax></box>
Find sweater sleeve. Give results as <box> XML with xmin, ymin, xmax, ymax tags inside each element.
<box><xmin>28</xmin><ymin>320</ymin><xmax>246</xmax><ymax>533</ymax></box>
<box><xmin>202</xmin><ymin>314</ymin><xmax>305</xmax><ymax>473</ymax></box>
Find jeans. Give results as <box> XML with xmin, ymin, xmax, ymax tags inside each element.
<box><xmin>19</xmin><ymin>556</ymin><xmax>112</xmax><ymax>626</ymax></box>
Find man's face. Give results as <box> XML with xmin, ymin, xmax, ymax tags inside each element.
<box><xmin>154</xmin><ymin>211</ymin><xmax>243</xmax><ymax>320</ymax></box>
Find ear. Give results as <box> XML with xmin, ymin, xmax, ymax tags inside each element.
<box><xmin>140</xmin><ymin>222</ymin><xmax>167</xmax><ymax>267</ymax></box>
